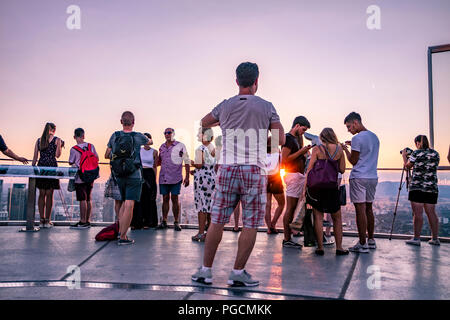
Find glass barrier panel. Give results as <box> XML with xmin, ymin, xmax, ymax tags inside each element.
<box><xmin>1</xmin><ymin>159</ymin><xmax>449</xmax><ymax>238</ymax></box>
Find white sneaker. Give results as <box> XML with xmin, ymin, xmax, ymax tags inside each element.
<box><xmin>323</xmin><ymin>235</ymin><xmax>335</xmax><ymax>246</ymax></box>
<box><xmin>348</xmin><ymin>241</ymin><xmax>369</xmax><ymax>253</ymax></box>
<box><xmin>428</xmin><ymin>239</ymin><xmax>440</xmax><ymax>246</ymax></box>
<box><xmin>191</xmin><ymin>267</ymin><xmax>213</xmax><ymax>285</ymax></box>
<box><xmin>368</xmin><ymin>239</ymin><xmax>376</xmax><ymax>249</ymax></box>
<box><xmin>44</xmin><ymin>222</ymin><xmax>54</xmax><ymax>229</ymax></box>
<box><xmin>227</xmin><ymin>270</ymin><xmax>259</xmax><ymax>287</ymax></box>
<box><xmin>405</xmin><ymin>238</ymin><xmax>421</xmax><ymax>246</ymax></box>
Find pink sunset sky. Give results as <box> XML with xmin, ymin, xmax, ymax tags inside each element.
<box><xmin>1</xmin><ymin>0</ymin><xmax>449</xmax><ymax>169</ymax></box>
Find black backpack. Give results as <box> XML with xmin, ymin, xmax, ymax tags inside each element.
<box><xmin>110</xmin><ymin>131</ymin><xmax>138</xmax><ymax>178</ymax></box>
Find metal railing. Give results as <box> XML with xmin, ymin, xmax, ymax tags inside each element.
<box><xmin>1</xmin><ymin>158</ymin><xmax>449</xmax><ymax>241</ymax></box>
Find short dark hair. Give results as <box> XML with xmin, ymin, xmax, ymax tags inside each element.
<box><xmin>144</xmin><ymin>132</ymin><xmax>152</xmax><ymax>140</ymax></box>
<box><xmin>344</xmin><ymin>112</ymin><xmax>361</xmax><ymax>124</ymax></box>
<box><xmin>414</xmin><ymin>135</ymin><xmax>430</xmax><ymax>149</ymax></box>
<box><xmin>292</xmin><ymin>116</ymin><xmax>310</xmax><ymax>129</ymax></box>
<box><xmin>74</xmin><ymin>128</ymin><xmax>85</xmax><ymax>138</ymax></box>
<box><xmin>236</xmin><ymin>62</ymin><xmax>259</xmax><ymax>88</ymax></box>
<box><xmin>121</xmin><ymin>111</ymin><xmax>135</xmax><ymax>126</ymax></box>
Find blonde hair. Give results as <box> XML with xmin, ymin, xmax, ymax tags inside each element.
<box><xmin>319</xmin><ymin>127</ymin><xmax>339</xmax><ymax>146</ymax></box>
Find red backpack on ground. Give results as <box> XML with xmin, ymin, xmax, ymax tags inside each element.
<box><xmin>95</xmin><ymin>222</ymin><xmax>119</xmax><ymax>241</ymax></box>
<box><xmin>73</xmin><ymin>144</ymin><xmax>99</xmax><ymax>183</ymax></box>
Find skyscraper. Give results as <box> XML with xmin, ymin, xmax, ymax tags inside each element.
<box><xmin>8</xmin><ymin>183</ymin><xmax>27</xmax><ymax>221</ymax></box>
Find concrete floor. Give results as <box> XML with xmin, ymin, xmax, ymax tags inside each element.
<box><xmin>0</xmin><ymin>226</ymin><xmax>448</xmax><ymax>300</ymax></box>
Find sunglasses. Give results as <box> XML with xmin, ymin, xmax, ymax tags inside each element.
<box><xmin>164</xmin><ymin>131</ymin><xmax>173</xmax><ymax>135</ymax></box>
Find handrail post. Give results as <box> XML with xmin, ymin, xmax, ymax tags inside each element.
<box><xmin>19</xmin><ymin>177</ymin><xmax>39</xmax><ymax>232</ymax></box>
<box><xmin>427</xmin><ymin>47</ymin><xmax>434</xmax><ymax>148</ymax></box>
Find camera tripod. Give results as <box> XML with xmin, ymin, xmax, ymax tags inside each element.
<box><xmin>389</xmin><ymin>165</ymin><xmax>411</xmax><ymax>240</ymax></box>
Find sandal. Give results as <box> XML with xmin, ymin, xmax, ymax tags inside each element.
<box><xmin>315</xmin><ymin>249</ymin><xmax>325</xmax><ymax>256</ymax></box>
<box><xmin>336</xmin><ymin>249</ymin><xmax>350</xmax><ymax>256</ymax></box>
<box><xmin>192</xmin><ymin>233</ymin><xmax>206</xmax><ymax>242</ymax></box>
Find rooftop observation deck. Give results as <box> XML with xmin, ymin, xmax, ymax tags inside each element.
<box><xmin>1</xmin><ymin>161</ymin><xmax>449</xmax><ymax>300</ymax></box>
<box><xmin>0</xmin><ymin>224</ymin><xmax>448</xmax><ymax>300</ymax></box>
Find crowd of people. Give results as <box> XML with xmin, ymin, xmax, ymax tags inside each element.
<box><xmin>0</xmin><ymin>61</ymin><xmax>447</xmax><ymax>287</ymax></box>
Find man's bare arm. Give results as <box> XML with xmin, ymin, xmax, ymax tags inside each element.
<box><xmin>342</xmin><ymin>144</ymin><xmax>359</xmax><ymax>166</ymax></box>
<box><xmin>201</xmin><ymin>113</ymin><xmax>220</xmax><ymax>128</ymax></box>
<box><xmin>2</xmin><ymin>149</ymin><xmax>28</xmax><ymax>164</ymax></box>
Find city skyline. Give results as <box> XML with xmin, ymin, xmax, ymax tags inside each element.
<box><xmin>1</xmin><ymin>177</ymin><xmax>449</xmax><ymax>237</ymax></box>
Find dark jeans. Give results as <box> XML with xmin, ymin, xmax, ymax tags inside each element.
<box><xmin>131</xmin><ymin>168</ymin><xmax>158</xmax><ymax>228</ymax></box>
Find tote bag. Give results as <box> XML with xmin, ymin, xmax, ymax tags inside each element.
<box><xmin>306</xmin><ymin>145</ymin><xmax>339</xmax><ymax>189</ymax></box>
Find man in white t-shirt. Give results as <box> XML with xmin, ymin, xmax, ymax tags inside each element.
<box><xmin>342</xmin><ymin>112</ymin><xmax>379</xmax><ymax>253</ymax></box>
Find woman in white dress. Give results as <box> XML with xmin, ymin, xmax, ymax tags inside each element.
<box><xmin>191</xmin><ymin>128</ymin><xmax>216</xmax><ymax>242</ymax></box>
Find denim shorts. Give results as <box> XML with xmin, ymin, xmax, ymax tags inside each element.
<box><xmin>115</xmin><ymin>178</ymin><xmax>143</xmax><ymax>201</ymax></box>
<box><xmin>160</xmin><ymin>182</ymin><xmax>182</xmax><ymax>196</ymax></box>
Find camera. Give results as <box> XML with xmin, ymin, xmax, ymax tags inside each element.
<box><xmin>400</xmin><ymin>147</ymin><xmax>413</xmax><ymax>157</ymax></box>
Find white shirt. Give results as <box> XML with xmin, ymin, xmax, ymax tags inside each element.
<box><xmin>140</xmin><ymin>147</ymin><xmax>155</xmax><ymax>168</ymax></box>
<box><xmin>350</xmin><ymin>130</ymin><xmax>380</xmax><ymax>179</ymax></box>
<box><xmin>195</xmin><ymin>144</ymin><xmax>216</xmax><ymax>166</ymax></box>
<box><xmin>265</xmin><ymin>152</ymin><xmax>280</xmax><ymax>176</ymax></box>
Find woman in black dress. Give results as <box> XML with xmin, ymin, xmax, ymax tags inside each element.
<box><xmin>32</xmin><ymin>123</ymin><xmax>62</xmax><ymax>228</ymax></box>
<box><xmin>131</xmin><ymin>133</ymin><xmax>158</xmax><ymax>229</ymax></box>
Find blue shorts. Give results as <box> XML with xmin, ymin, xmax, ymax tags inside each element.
<box><xmin>160</xmin><ymin>182</ymin><xmax>182</xmax><ymax>196</ymax></box>
<box><xmin>115</xmin><ymin>178</ymin><xmax>143</xmax><ymax>201</ymax></box>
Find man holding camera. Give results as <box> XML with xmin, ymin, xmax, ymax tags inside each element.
<box><xmin>342</xmin><ymin>112</ymin><xmax>379</xmax><ymax>253</ymax></box>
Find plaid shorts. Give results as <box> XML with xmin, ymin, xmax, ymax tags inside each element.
<box><xmin>211</xmin><ymin>165</ymin><xmax>267</xmax><ymax>228</ymax></box>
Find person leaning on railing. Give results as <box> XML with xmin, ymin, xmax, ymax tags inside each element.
<box><xmin>0</xmin><ymin>134</ymin><xmax>28</xmax><ymax>164</ymax></box>
<box><xmin>402</xmin><ymin>135</ymin><xmax>440</xmax><ymax>246</ymax></box>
